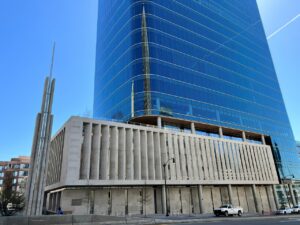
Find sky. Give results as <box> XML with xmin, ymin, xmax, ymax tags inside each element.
<box><xmin>0</xmin><ymin>0</ymin><xmax>299</xmax><ymax>161</ymax></box>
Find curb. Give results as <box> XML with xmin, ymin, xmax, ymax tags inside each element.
<box><xmin>1</xmin><ymin>214</ymin><xmax>300</xmax><ymax>225</ymax></box>
<box><xmin>94</xmin><ymin>214</ymin><xmax>300</xmax><ymax>225</ymax></box>
<box><xmin>151</xmin><ymin>214</ymin><xmax>300</xmax><ymax>224</ymax></box>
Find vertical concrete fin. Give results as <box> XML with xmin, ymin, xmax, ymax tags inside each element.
<box><xmin>209</xmin><ymin>139</ymin><xmax>218</xmax><ymax>180</ymax></box>
<box><xmin>126</xmin><ymin>128</ymin><xmax>134</xmax><ymax>180</ymax></box>
<box><xmin>118</xmin><ymin>127</ymin><xmax>126</xmax><ymax>180</ymax></box>
<box><xmin>179</xmin><ymin>135</ymin><xmax>187</xmax><ymax>179</ymax></box>
<box><xmin>140</xmin><ymin>130</ymin><xmax>148</xmax><ymax>180</ymax></box>
<box><xmin>200</xmin><ymin>138</ymin><xmax>208</xmax><ymax>180</ymax></box>
<box><xmin>168</xmin><ymin>134</ymin><xmax>175</xmax><ymax>180</ymax></box>
<box><xmin>147</xmin><ymin>131</ymin><xmax>155</xmax><ymax>180</ymax></box>
<box><xmin>100</xmin><ymin>125</ymin><xmax>109</xmax><ymax>180</ymax></box>
<box><xmin>133</xmin><ymin>129</ymin><xmax>141</xmax><ymax>180</ymax></box>
<box><xmin>110</xmin><ymin>126</ymin><xmax>118</xmax><ymax>180</ymax></box>
<box><xmin>173</xmin><ymin>135</ymin><xmax>181</xmax><ymax>180</ymax></box>
<box><xmin>160</xmin><ymin>133</ymin><xmax>168</xmax><ymax>179</ymax></box>
<box><xmin>214</xmin><ymin>140</ymin><xmax>223</xmax><ymax>181</ymax></box>
<box><xmin>205</xmin><ymin>139</ymin><xmax>214</xmax><ymax>180</ymax></box>
<box><xmin>185</xmin><ymin>136</ymin><xmax>193</xmax><ymax>180</ymax></box>
<box><xmin>90</xmin><ymin>124</ymin><xmax>101</xmax><ymax>180</ymax></box>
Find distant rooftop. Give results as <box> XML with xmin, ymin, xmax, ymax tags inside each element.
<box><xmin>0</xmin><ymin>155</ymin><xmax>30</xmax><ymax>164</ymax></box>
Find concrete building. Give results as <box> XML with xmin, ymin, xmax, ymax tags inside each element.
<box><xmin>0</xmin><ymin>156</ymin><xmax>30</xmax><ymax>192</ymax></box>
<box><xmin>45</xmin><ymin>116</ymin><xmax>279</xmax><ymax>215</ymax></box>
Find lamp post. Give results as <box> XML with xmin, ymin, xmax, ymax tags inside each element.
<box><xmin>163</xmin><ymin>157</ymin><xmax>175</xmax><ymax>216</ymax></box>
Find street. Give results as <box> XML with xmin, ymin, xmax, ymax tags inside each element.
<box><xmin>160</xmin><ymin>216</ymin><xmax>300</xmax><ymax>225</ymax></box>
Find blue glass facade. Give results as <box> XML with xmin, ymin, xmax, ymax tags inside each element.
<box><xmin>94</xmin><ymin>0</ymin><xmax>300</xmax><ymax>179</ymax></box>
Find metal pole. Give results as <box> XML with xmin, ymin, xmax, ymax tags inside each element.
<box><xmin>163</xmin><ymin>164</ymin><xmax>168</xmax><ymax>216</ymax></box>
<box><xmin>189</xmin><ymin>188</ymin><xmax>191</xmax><ymax>216</ymax></box>
<box><xmin>163</xmin><ymin>157</ymin><xmax>175</xmax><ymax>216</ymax></box>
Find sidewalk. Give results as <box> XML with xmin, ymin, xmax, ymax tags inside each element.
<box><xmin>1</xmin><ymin>213</ymin><xmax>300</xmax><ymax>225</ymax></box>
<box><xmin>128</xmin><ymin>213</ymin><xmax>300</xmax><ymax>225</ymax></box>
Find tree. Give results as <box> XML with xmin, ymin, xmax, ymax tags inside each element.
<box><xmin>3</xmin><ymin>170</ymin><xmax>13</xmax><ymax>192</ymax></box>
<box><xmin>0</xmin><ymin>171</ymin><xmax>25</xmax><ymax>216</ymax></box>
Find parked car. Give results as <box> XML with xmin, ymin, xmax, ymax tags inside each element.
<box><xmin>292</xmin><ymin>205</ymin><xmax>300</xmax><ymax>214</ymax></box>
<box><xmin>214</xmin><ymin>204</ymin><xmax>243</xmax><ymax>217</ymax></box>
<box><xmin>0</xmin><ymin>202</ymin><xmax>17</xmax><ymax>216</ymax></box>
<box><xmin>276</xmin><ymin>206</ymin><xmax>293</xmax><ymax>215</ymax></box>
<box><xmin>6</xmin><ymin>203</ymin><xmax>16</xmax><ymax>210</ymax></box>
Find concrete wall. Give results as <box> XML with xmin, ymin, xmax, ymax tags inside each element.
<box><xmin>111</xmin><ymin>189</ymin><xmax>125</xmax><ymax>216</ymax></box>
<box><xmin>44</xmin><ymin>117</ymin><xmax>280</xmax><ymax>216</ymax></box>
<box><xmin>245</xmin><ymin>186</ymin><xmax>256</xmax><ymax>213</ymax></box>
<box><xmin>237</xmin><ymin>186</ymin><xmax>248</xmax><ymax>212</ymax></box>
<box><xmin>231</xmin><ymin>186</ymin><xmax>239</xmax><ymax>206</ymax></box>
<box><xmin>46</xmin><ymin>129</ymin><xmax>64</xmax><ymax>186</ymax></box>
<box><xmin>127</xmin><ymin>189</ymin><xmax>142</xmax><ymax>215</ymax></box>
<box><xmin>202</xmin><ymin>187</ymin><xmax>213</xmax><ymax>213</ymax></box>
<box><xmin>143</xmin><ymin>187</ymin><xmax>155</xmax><ymax>215</ymax></box>
<box><xmin>220</xmin><ymin>186</ymin><xmax>229</xmax><ymax>205</ymax></box>
<box><xmin>191</xmin><ymin>187</ymin><xmax>200</xmax><ymax>214</ymax></box>
<box><xmin>212</xmin><ymin>187</ymin><xmax>222</xmax><ymax>209</ymax></box>
<box><xmin>94</xmin><ymin>189</ymin><xmax>109</xmax><ymax>215</ymax></box>
<box><xmin>61</xmin><ymin>190</ymin><xmax>89</xmax><ymax>215</ymax></box>
<box><xmin>169</xmin><ymin>187</ymin><xmax>181</xmax><ymax>215</ymax></box>
<box><xmin>46</xmin><ymin>184</ymin><xmax>277</xmax><ymax>216</ymax></box>
<box><xmin>46</xmin><ymin>117</ymin><xmax>279</xmax><ymax>190</ymax></box>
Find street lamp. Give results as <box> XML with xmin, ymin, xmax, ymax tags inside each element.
<box><xmin>163</xmin><ymin>157</ymin><xmax>175</xmax><ymax>216</ymax></box>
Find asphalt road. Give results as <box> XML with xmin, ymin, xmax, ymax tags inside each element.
<box><xmin>163</xmin><ymin>216</ymin><xmax>300</xmax><ymax>225</ymax></box>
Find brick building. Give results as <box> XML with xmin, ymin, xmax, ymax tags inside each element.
<box><xmin>0</xmin><ymin>156</ymin><xmax>30</xmax><ymax>193</ymax></box>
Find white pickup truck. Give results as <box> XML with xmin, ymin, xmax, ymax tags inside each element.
<box><xmin>214</xmin><ymin>204</ymin><xmax>243</xmax><ymax>217</ymax></box>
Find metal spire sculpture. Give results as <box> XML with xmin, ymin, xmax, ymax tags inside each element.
<box><xmin>131</xmin><ymin>80</ymin><xmax>135</xmax><ymax>118</ymax></box>
<box><xmin>141</xmin><ymin>6</ymin><xmax>151</xmax><ymax>115</ymax></box>
<box><xmin>25</xmin><ymin>44</ymin><xmax>56</xmax><ymax>215</ymax></box>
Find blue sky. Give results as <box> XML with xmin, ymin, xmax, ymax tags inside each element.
<box><xmin>0</xmin><ymin>1</ymin><xmax>299</xmax><ymax>161</ymax></box>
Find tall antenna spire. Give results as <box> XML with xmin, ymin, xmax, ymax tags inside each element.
<box><xmin>49</xmin><ymin>42</ymin><xmax>56</xmax><ymax>79</ymax></box>
<box><xmin>141</xmin><ymin>6</ymin><xmax>151</xmax><ymax>115</ymax></box>
<box><xmin>25</xmin><ymin>43</ymin><xmax>56</xmax><ymax>216</ymax></box>
<box><xmin>131</xmin><ymin>80</ymin><xmax>135</xmax><ymax>118</ymax></box>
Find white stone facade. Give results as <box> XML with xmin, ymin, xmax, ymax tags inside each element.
<box><xmin>45</xmin><ymin>117</ymin><xmax>279</xmax><ymax>215</ymax></box>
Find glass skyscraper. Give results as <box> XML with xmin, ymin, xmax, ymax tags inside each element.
<box><xmin>94</xmin><ymin>0</ymin><xmax>299</xmax><ymax>179</ymax></box>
